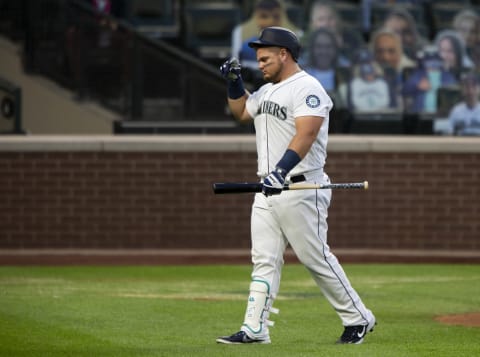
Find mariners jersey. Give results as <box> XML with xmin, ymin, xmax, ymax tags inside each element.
<box><xmin>245</xmin><ymin>70</ymin><xmax>333</xmax><ymax>178</ymax></box>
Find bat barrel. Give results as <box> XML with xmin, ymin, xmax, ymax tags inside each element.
<box><xmin>212</xmin><ymin>182</ymin><xmax>263</xmax><ymax>194</ymax></box>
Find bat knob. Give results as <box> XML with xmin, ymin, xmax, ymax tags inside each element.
<box><xmin>364</xmin><ymin>181</ymin><xmax>369</xmax><ymax>190</ymax></box>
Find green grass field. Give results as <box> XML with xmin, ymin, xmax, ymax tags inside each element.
<box><xmin>1</xmin><ymin>264</ymin><xmax>479</xmax><ymax>357</ymax></box>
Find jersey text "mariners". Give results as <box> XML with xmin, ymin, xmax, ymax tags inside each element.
<box><xmin>257</xmin><ymin>100</ymin><xmax>287</xmax><ymax>120</ymax></box>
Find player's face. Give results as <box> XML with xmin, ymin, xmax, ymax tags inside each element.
<box><xmin>256</xmin><ymin>47</ymin><xmax>284</xmax><ymax>83</ymax></box>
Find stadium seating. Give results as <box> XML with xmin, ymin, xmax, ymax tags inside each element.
<box><xmin>124</xmin><ymin>0</ymin><xmax>180</xmax><ymax>38</ymax></box>
<box><xmin>183</xmin><ymin>2</ymin><xmax>241</xmax><ymax>60</ymax></box>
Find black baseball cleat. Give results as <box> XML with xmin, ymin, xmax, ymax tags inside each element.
<box><xmin>216</xmin><ymin>331</ymin><xmax>271</xmax><ymax>344</ymax></box>
<box><xmin>336</xmin><ymin>319</ymin><xmax>376</xmax><ymax>344</ymax></box>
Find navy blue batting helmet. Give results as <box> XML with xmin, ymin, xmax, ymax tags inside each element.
<box><xmin>248</xmin><ymin>26</ymin><xmax>301</xmax><ymax>62</ymax></box>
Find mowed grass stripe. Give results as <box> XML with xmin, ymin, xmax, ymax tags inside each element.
<box><xmin>0</xmin><ymin>264</ymin><xmax>479</xmax><ymax>357</ymax></box>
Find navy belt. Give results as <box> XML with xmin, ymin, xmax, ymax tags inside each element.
<box><xmin>290</xmin><ymin>174</ymin><xmax>306</xmax><ymax>183</ymax></box>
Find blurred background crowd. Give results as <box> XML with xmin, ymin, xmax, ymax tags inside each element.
<box><xmin>1</xmin><ymin>0</ymin><xmax>480</xmax><ymax>135</ymax></box>
<box><xmin>230</xmin><ymin>0</ymin><xmax>480</xmax><ymax>135</ymax></box>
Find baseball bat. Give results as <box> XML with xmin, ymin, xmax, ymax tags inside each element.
<box><xmin>213</xmin><ymin>181</ymin><xmax>368</xmax><ymax>194</ymax></box>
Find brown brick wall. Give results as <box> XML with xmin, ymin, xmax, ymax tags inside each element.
<box><xmin>0</xmin><ymin>138</ymin><xmax>479</xmax><ymax>252</ymax></box>
<box><xmin>326</xmin><ymin>152</ymin><xmax>480</xmax><ymax>250</ymax></box>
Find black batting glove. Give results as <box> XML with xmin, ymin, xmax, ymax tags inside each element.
<box><xmin>220</xmin><ymin>57</ymin><xmax>245</xmax><ymax>99</ymax></box>
<box><xmin>220</xmin><ymin>57</ymin><xmax>242</xmax><ymax>82</ymax></box>
<box><xmin>262</xmin><ymin>168</ymin><xmax>287</xmax><ymax>196</ymax></box>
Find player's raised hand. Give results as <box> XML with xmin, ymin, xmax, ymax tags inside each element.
<box><xmin>220</xmin><ymin>57</ymin><xmax>242</xmax><ymax>81</ymax></box>
<box><xmin>262</xmin><ymin>168</ymin><xmax>287</xmax><ymax>196</ymax></box>
<box><xmin>220</xmin><ymin>57</ymin><xmax>245</xmax><ymax>100</ymax></box>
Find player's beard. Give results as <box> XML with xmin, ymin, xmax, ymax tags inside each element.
<box><xmin>263</xmin><ymin>62</ymin><xmax>283</xmax><ymax>84</ymax></box>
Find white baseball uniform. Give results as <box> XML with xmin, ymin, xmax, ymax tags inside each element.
<box><xmin>239</xmin><ymin>70</ymin><xmax>374</xmax><ymax>339</ymax></box>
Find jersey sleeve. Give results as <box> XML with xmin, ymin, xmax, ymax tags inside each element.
<box><xmin>245</xmin><ymin>94</ymin><xmax>258</xmax><ymax>118</ymax></box>
<box><xmin>292</xmin><ymin>79</ymin><xmax>333</xmax><ymax>118</ymax></box>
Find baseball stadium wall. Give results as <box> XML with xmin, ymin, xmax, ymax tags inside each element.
<box><xmin>1</xmin><ymin>135</ymin><xmax>479</xmax><ymax>265</ymax></box>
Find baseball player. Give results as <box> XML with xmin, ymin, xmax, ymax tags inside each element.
<box><xmin>216</xmin><ymin>26</ymin><xmax>376</xmax><ymax>345</ymax></box>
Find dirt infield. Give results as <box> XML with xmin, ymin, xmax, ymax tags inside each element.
<box><xmin>436</xmin><ymin>313</ymin><xmax>480</xmax><ymax>327</ymax></box>
<box><xmin>1</xmin><ymin>248</ymin><xmax>480</xmax><ymax>265</ymax></box>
